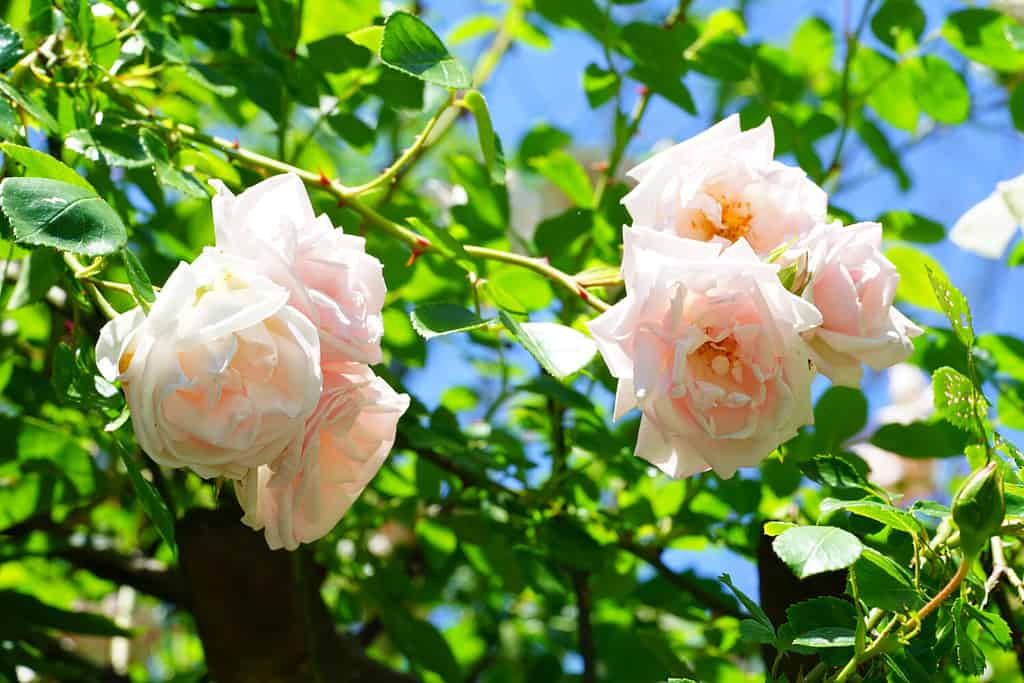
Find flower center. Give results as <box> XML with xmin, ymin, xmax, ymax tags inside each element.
<box><xmin>693</xmin><ymin>335</ymin><xmax>744</xmax><ymax>383</ymax></box>
<box><xmin>688</xmin><ymin>187</ymin><xmax>754</xmax><ymax>243</ymax></box>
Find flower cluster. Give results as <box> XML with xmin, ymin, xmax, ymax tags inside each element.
<box><xmin>97</xmin><ymin>174</ymin><xmax>408</xmax><ymax>550</ymax></box>
<box><xmin>589</xmin><ymin>115</ymin><xmax>921</xmax><ymax>479</ymax></box>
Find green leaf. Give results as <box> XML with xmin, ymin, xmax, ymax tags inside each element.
<box><xmin>719</xmin><ymin>573</ymin><xmax>771</xmax><ymax>628</ymax></box>
<box><xmin>256</xmin><ymin>0</ymin><xmax>300</xmax><ymax>51</ymax></box>
<box><xmin>139</xmin><ymin>129</ymin><xmax>207</xmax><ymax>198</ymax></box>
<box><xmin>772</xmin><ymin>526</ymin><xmax>863</xmax><ymax>579</ymax></box>
<box><xmin>1</xmin><ymin>177</ymin><xmax>127</xmax><ymax>256</ymax></box>
<box><xmin>537</xmin><ymin>517</ymin><xmax>605</xmax><ymax>571</ymax></box>
<box><xmin>411</xmin><ymin>304</ymin><xmax>491</xmax><ymax>340</ymax></box>
<box><xmin>380</xmin><ymin>11</ymin><xmax>472</xmax><ymax>88</ymax></box>
<box><xmin>819</xmin><ymin>498</ymin><xmax>922</xmax><ymax>535</ymax></box>
<box><xmin>463</xmin><ymin>90</ymin><xmax>505</xmax><ymax>185</ymax></box>
<box><xmin>856</xmin><ymin>118</ymin><xmax>909</xmax><ymax>189</ymax></box>
<box><xmin>871</xmin><ymin>0</ymin><xmax>925</xmax><ymax>51</ymax></box>
<box><xmin>933</xmin><ymin>366</ymin><xmax>987</xmax><ymax>435</ymax></box>
<box><xmin>582</xmin><ymin>63</ymin><xmax>620</xmax><ymax>108</ymax></box>
<box><xmin>121</xmin><ymin>248</ymin><xmax>155</xmax><ymax>306</ymax></box>
<box><xmin>405</xmin><ymin>217</ymin><xmax>473</xmax><ymax>268</ymax></box>
<box><xmin>1012</xmin><ymin>83</ymin><xmax>1024</xmax><ymax>133</ymax></box>
<box><xmin>0</xmin><ymin>97</ymin><xmax>19</xmax><ymax>139</ymax></box>
<box><xmin>0</xmin><ymin>590</ymin><xmax>130</xmax><ymax>637</ymax></box>
<box><xmin>800</xmin><ymin>453</ymin><xmax>874</xmax><ymax>493</ymax></box>
<box><xmin>0</xmin><ymin>80</ymin><xmax>58</xmax><ymax>132</ymax></box>
<box><xmin>953</xmin><ymin>599</ymin><xmax>986</xmax><ymax>675</ymax></box>
<box><xmin>448</xmin><ymin>15</ymin><xmax>499</xmax><ymax>45</ymax></box>
<box><xmin>305</xmin><ymin>34</ymin><xmax>372</xmax><ymax>73</ymax></box>
<box><xmin>978</xmin><ymin>334</ymin><xmax>1024</xmax><ymax>381</ymax></box>
<box><xmin>909</xmin><ymin>56</ymin><xmax>969</xmax><ymax>125</ymax></box>
<box><xmin>0</xmin><ymin>21</ymin><xmax>24</xmax><ymax>72</ymax></box>
<box><xmin>869</xmin><ymin>420</ymin><xmax>969</xmax><ymax>459</ymax></box>
<box><xmin>854</xmin><ymin>547</ymin><xmax>922</xmax><ymax>611</ymax></box>
<box><xmin>529</xmin><ymin>150</ymin><xmax>594</xmax><ymax>207</ymax></box>
<box><xmin>66</xmin><ymin>128</ymin><xmax>150</xmax><ymax>169</ymax></box>
<box><xmin>885</xmin><ymin>245</ymin><xmax>944</xmax><ymax>312</ymax></box>
<box><xmin>814</xmin><ymin>386</ymin><xmax>867</xmax><ymax>452</ymax></box>
<box><xmin>347</xmin><ymin>25</ymin><xmax>384</xmax><ymax>52</ymax></box>
<box><xmin>786</xmin><ymin>596</ymin><xmax>857</xmax><ymax>648</ymax></box>
<box><xmin>790</xmin><ymin>17</ymin><xmax>834</xmax><ymax>73</ymax></box>
<box><xmin>6</xmin><ymin>247</ymin><xmax>61</xmax><ymax>310</ymax></box>
<box><xmin>379</xmin><ymin>608</ymin><xmax>460</xmax><ymax>681</ymax></box>
<box><xmin>140</xmin><ymin>29</ymin><xmax>186</xmax><ymax>64</ymax></box>
<box><xmin>943</xmin><ymin>9</ymin><xmax>1024</xmax><ymax>71</ymax></box>
<box><xmin>739</xmin><ymin>619</ymin><xmax>776</xmax><ymax>645</ymax></box>
<box><xmin>926</xmin><ymin>265</ymin><xmax>974</xmax><ymax>347</ymax></box>
<box><xmin>876</xmin><ymin>210</ymin><xmax>944</xmax><ymax>243</ymax></box>
<box><xmin>117</xmin><ymin>442</ymin><xmax>176</xmax><ymax>556</ymax></box>
<box><xmin>0</xmin><ymin>143</ymin><xmax>96</xmax><ymax>192</ymax></box>
<box><xmin>499</xmin><ymin>312</ymin><xmax>597</xmax><ymax>379</ymax></box>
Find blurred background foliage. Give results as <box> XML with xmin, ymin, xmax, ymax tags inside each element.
<box><xmin>0</xmin><ymin>0</ymin><xmax>1024</xmax><ymax>682</ymax></box>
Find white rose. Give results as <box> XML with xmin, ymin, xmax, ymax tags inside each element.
<box><xmin>96</xmin><ymin>248</ymin><xmax>322</xmax><ymax>480</ymax></box>
<box><xmin>588</xmin><ymin>227</ymin><xmax>822</xmax><ymax>479</ymax></box>
<box><xmin>236</xmin><ymin>362</ymin><xmax>409</xmax><ymax>550</ymax></box>
<box><xmin>799</xmin><ymin>222</ymin><xmax>922</xmax><ymax>386</ymax></box>
<box><xmin>621</xmin><ymin>114</ymin><xmax>828</xmax><ymax>255</ymax></box>
<box><xmin>211</xmin><ymin>173</ymin><xmax>386</xmax><ymax>365</ymax></box>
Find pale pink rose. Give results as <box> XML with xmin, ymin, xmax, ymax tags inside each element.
<box><xmin>96</xmin><ymin>248</ymin><xmax>322</xmax><ymax>480</ymax></box>
<box><xmin>236</xmin><ymin>362</ymin><xmax>409</xmax><ymax>550</ymax></box>
<box><xmin>588</xmin><ymin>227</ymin><xmax>822</xmax><ymax>478</ymax></box>
<box><xmin>621</xmin><ymin>115</ymin><xmax>827</xmax><ymax>255</ymax></box>
<box><xmin>799</xmin><ymin>222</ymin><xmax>922</xmax><ymax>386</ymax></box>
<box><xmin>211</xmin><ymin>174</ymin><xmax>386</xmax><ymax>365</ymax></box>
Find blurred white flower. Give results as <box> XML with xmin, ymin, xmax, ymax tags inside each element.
<box><xmin>949</xmin><ymin>173</ymin><xmax>1024</xmax><ymax>258</ymax></box>
<box><xmin>851</xmin><ymin>363</ymin><xmax>935</xmax><ymax>494</ymax></box>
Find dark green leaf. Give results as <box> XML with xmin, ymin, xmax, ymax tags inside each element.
<box><xmin>772</xmin><ymin>526</ymin><xmax>863</xmax><ymax>579</ymax></box>
<box><xmin>819</xmin><ymin>498</ymin><xmax>922</xmax><ymax>535</ymax></box>
<box><xmin>66</xmin><ymin>128</ymin><xmax>150</xmax><ymax>169</ymax></box>
<box><xmin>854</xmin><ymin>547</ymin><xmax>922</xmax><ymax>611</ymax></box>
<box><xmin>1012</xmin><ymin>83</ymin><xmax>1024</xmax><ymax>133</ymax></box>
<box><xmin>719</xmin><ymin>573</ymin><xmax>772</xmax><ymax>628</ymax></box>
<box><xmin>122</xmin><ymin>248</ymin><xmax>155</xmax><ymax>306</ymax></box>
<box><xmin>814</xmin><ymin>386</ymin><xmax>868</xmax><ymax>452</ymax></box>
<box><xmin>1</xmin><ymin>142</ymin><xmax>95</xmax><ymax>191</ymax></box>
<box><xmin>2</xmin><ymin>177</ymin><xmax>127</xmax><ymax>256</ymax></box>
<box><xmin>256</xmin><ymin>0</ymin><xmax>300</xmax><ymax>51</ymax></box>
<box><xmin>0</xmin><ymin>80</ymin><xmax>58</xmax><ymax>132</ymax></box>
<box><xmin>380</xmin><ymin>11</ymin><xmax>472</xmax><ymax>88</ymax></box>
<box><xmin>411</xmin><ymin>304</ymin><xmax>491</xmax><ymax>339</ymax></box>
<box><xmin>786</xmin><ymin>596</ymin><xmax>857</xmax><ymax>648</ymax></box>
<box><xmin>0</xmin><ymin>590</ymin><xmax>130</xmax><ymax>637</ymax></box>
<box><xmin>876</xmin><ymin>210</ymin><xmax>944</xmax><ymax>243</ymax></box>
<box><xmin>582</xmin><ymin>63</ymin><xmax>620</xmax><ymax>108</ymax></box>
<box><xmin>0</xmin><ymin>21</ymin><xmax>24</xmax><ymax>72</ymax></box>
<box><xmin>379</xmin><ymin>608</ymin><xmax>460</xmax><ymax>681</ymax></box>
<box><xmin>117</xmin><ymin>442</ymin><xmax>177</xmax><ymax>556</ymax></box>
<box><xmin>871</xmin><ymin>0</ymin><xmax>925</xmax><ymax>50</ymax></box>
<box><xmin>869</xmin><ymin>420</ymin><xmax>969</xmax><ymax>459</ymax></box>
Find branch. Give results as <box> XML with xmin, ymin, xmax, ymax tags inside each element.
<box><xmin>55</xmin><ymin>546</ymin><xmax>188</xmax><ymax>606</ymax></box>
<box><xmin>572</xmin><ymin>571</ymin><xmax>598</xmax><ymax>683</ymax></box>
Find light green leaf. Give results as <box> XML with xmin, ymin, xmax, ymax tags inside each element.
<box><xmin>933</xmin><ymin>366</ymin><xmax>987</xmax><ymax>435</ymax></box>
<box><xmin>499</xmin><ymin>312</ymin><xmax>596</xmax><ymax>379</ymax></box>
<box><xmin>463</xmin><ymin>90</ymin><xmax>505</xmax><ymax>185</ymax></box>
<box><xmin>719</xmin><ymin>572</ymin><xmax>771</xmax><ymax>628</ymax></box>
<box><xmin>819</xmin><ymin>498</ymin><xmax>922</xmax><ymax>535</ymax></box>
<box><xmin>943</xmin><ymin>9</ymin><xmax>1024</xmax><ymax>71</ymax></box>
<box><xmin>1</xmin><ymin>177</ymin><xmax>127</xmax><ymax>256</ymax></box>
<box><xmin>380</xmin><ymin>11</ymin><xmax>472</xmax><ymax>88</ymax></box>
<box><xmin>1</xmin><ymin>143</ymin><xmax>95</xmax><ymax>192</ymax></box>
<box><xmin>139</xmin><ymin>129</ymin><xmax>208</xmax><ymax>198</ymax></box>
<box><xmin>7</xmin><ymin>247</ymin><xmax>61</xmax><ymax>310</ymax></box>
<box><xmin>926</xmin><ymin>265</ymin><xmax>974</xmax><ymax>347</ymax></box>
<box><xmin>909</xmin><ymin>56</ymin><xmax>969</xmax><ymax>124</ymax></box>
<box><xmin>121</xmin><ymin>248</ymin><xmax>155</xmax><ymax>306</ymax></box>
<box><xmin>885</xmin><ymin>245</ymin><xmax>944</xmax><ymax>311</ymax></box>
<box><xmin>582</xmin><ymin>63</ymin><xmax>620</xmax><ymax>108</ymax></box>
<box><xmin>66</xmin><ymin>128</ymin><xmax>150</xmax><ymax>169</ymax></box>
<box><xmin>530</xmin><ymin>150</ymin><xmax>594</xmax><ymax>207</ymax></box>
<box><xmin>772</xmin><ymin>526</ymin><xmax>863</xmax><ymax>579</ymax></box>
<box><xmin>876</xmin><ymin>210</ymin><xmax>944</xmax><ymax>243</ymax></box>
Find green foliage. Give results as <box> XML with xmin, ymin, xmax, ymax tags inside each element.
<box><xmin>772</xmin><ymin>526</ymin><xmax>864</xmax><ymax>579</ymax></box>
<box><xmin>381</xmin><ymin>11</ymin><xmax>472</xmax><ymax>88</ymax></box>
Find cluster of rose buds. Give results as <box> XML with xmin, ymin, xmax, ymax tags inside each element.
<box><xmin>589</xmin><ymin>115</ymin><xmax>921</xmax><ymax>479</ymax></box>
<box><xmin>97</xmin><ymin>175</ymin><xmax>408</xmax><ymax>550</ymax></box>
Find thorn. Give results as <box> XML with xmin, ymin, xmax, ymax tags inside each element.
<box><xmin>415</xmin><ymin>237</ymin><xmax>432</xmax><ymax>250</ymax></box>
<box><xmin>336</xmin><ymin>196</ymin><xmax>347</xmax><ymax>208</ymax></box>
<box><xmin>286</xmin><ymin>48</ymin><xmax>298</xmax><ymax>60</ymax></box>
<box><xmin>230</xmin><ymin>139</ymin><xmax>240</xmax><ymax>150</ymax></box>
<box><xmin>405</xmin><ymin>250</ymin><xmax>422</xmax><ymax>267</ymax></box>
<box><xmin>637</xmin><ymin>84</ymin><xmax>650</xmax><ymax>97</ymax></box>
<box><xmin>593</xmin><ymin>160</ymin><xmax>609</xmax><ymax>172</ymax></box>
<box><xmin>579</xmin><ymin>289</ymin><xmax>591</xmax><ymax>302</ymax></box>
<box><xmin>318</xmin><ymin>170</ymin><xmax>331</xmax><ymax>187</ymax></box>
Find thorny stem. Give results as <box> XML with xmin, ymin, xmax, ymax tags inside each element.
<box><xmin>63</xmin><ymin>253</ymin><xmax>119</xmax><ymax>320</ymax></box>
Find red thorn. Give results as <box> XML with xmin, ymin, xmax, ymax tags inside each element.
<box><xmin>541</xmin><ymin>255</ymin><xmax>550</xmax><ymax>265</ymax></box>
<box><xmin>405</xmin><ymin>250</ymin><xmax>422</xmax><ymax>267</ymax></box>
<box><xmin>318</xmin><ymin>170</ymin><xmax>331</xmax><ymax>187</ymax></box>
<box><xmin>579</xmin><ymin>289</ymin><xmax>591</xmax><ymax>302</ymax></box>
<box><xmin>415</xmin><ymin>237</ymin><xmax>431</xmax><ymax>249</ymax></box>
<box><xmin>594</xmin><ymin>160</ymin><xmax>609</xmax><ymax>172</ymax></box>
<box><xmin>637</xmin><ymin>84</ymin><xmax>650</xmax><ymax>97</ymax></box>
<box><xmin>63</xmin><ymin>319</ymin><xmax>75</xmax><ymax>336</ymax></box>
<box><xmin>336</xmin><ymin>196</ymin><xmax>347</xmax><ymax>208</ymax></box>
<box><xmin>287</xmin><ymin>48</ymin><xmax>298</xmax><ymax>60</ymax></box>
<box><xmin>231</xmin><ymin>139</ymin><xmax>240</xmax><ymax>150</ymax></box>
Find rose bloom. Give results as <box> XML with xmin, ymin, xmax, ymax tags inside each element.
<box><xmin>96</xmin><ymin>248</ymin><xmax>322</xmax><ymax>480</ymax></box>
<box><xmin>212</xmin><ymin>173</ymin><xmax>385</xmax><ymax>365</ymax></box>
<box><xmin>236</xmin><ymin>363</ymin><xmax>409</xmax><ymax>550</ymax></box>
<box><xmin>799</xmin><ymin>221</ymin><xmax>922</xmax><ymax>386</ymax></box>
<box><xmin>621</xmin><ymin>114</ymin><xmax>827</xmax><ymax>255</ymax></box>
<box><xmin>588</xmin><ymin>227</ymin><xmax>822</xmax><ymax>478</ymax></box>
